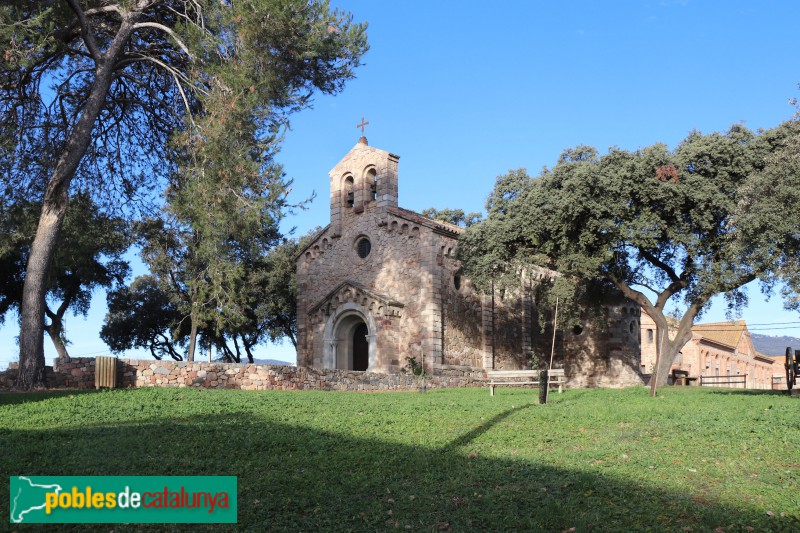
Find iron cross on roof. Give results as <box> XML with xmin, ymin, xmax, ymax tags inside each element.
<box><xmin>356</xmin><ymin>116</ymin><xmax>369</xmax><ymax>133</ymax></box>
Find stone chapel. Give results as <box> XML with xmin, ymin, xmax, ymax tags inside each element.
<box><xmin>295</xmin><ymin>136</ymin><xmax>646</xmax><ymax>387</ymax></box>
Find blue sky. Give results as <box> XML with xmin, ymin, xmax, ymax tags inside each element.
<box><xmin>1</xmin><ymin>0</ymin><xmax>799</xmax><ymax>368</ymax></box>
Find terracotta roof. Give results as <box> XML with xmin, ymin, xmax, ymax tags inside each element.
<box><xmin>755</xmin><ymin>353</ymin><xmax>778</xmax><ymax>365</ymax></box>
<box><xmin>692</xmin><ymin>320</ymin><xmax>747</xmax><ymax>349</ymax></box>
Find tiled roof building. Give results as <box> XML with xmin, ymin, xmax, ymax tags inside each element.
<box><xmin>640</xmin><ymin>313</ymin><xmax>776</xmax><ymax>389</ymax></box>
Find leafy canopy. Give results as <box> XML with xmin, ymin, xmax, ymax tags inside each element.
<box><xmin>458</xmin><ymin>120</ymin><xmax>800</xmax><ymax>389</ymax></box>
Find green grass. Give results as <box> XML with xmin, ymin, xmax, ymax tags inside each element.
<box><xmin>1</xmin><ymin>386</ymin><xmax>798</xmax><ymax>532</ymax></box>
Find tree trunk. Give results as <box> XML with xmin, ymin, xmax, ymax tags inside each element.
<box><xmin>653</xmin><ymin>336</ymin><xmax>686</xmax><ymax>388</ymax></box>
<box><xmin>45</xmin><ymin>318</ymin><xmax>70</xmax><ymax>360</ymax></box>
<box><xmin>649</xmin><ymin>327</ymin><xmax>662</xmax><ymax>397</ymax></box>
<box><xmin>243</xmin><ymin>339</ymin><xmax>255</xmax><ymax>364</ymax></box>
<box><xmin>17</xmin><ymin>204</ymin><xmax>66</xmax><ymax>389</ymax></box>
<box><xmin>187</xmin><ymin>315</ymin><xmax>198</xmax><ymax>362</ymax></box>
<box><xmin>16</xmin><ymin>14</ymin><xmax>139</xmax><ymax>390</ymax></box>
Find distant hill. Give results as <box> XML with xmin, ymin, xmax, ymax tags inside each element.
<box><xmin>750</xmin><ymin>333</ymin><xmax>800</xmax><ymax>356</ymax></box>
<box><xmin>209</xmin><ymin>358</ymin><xmax>293</xmax><ymax>366</ymax></box>
<box><xmin>253</xmin><ymin>358</ymin><xmax>294</xmax><ymax>366</ymax></box>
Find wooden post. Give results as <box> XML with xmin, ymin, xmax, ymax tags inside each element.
<box><xmin>544</xmin><ymin>298</ymin><xmax>559</xmax><ymax>405</ymax></box>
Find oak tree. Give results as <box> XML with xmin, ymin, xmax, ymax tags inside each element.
<box><xmin>458</xmin><ymin>121</ymin><xmax>800</xmax><ymax>394</ymax></box>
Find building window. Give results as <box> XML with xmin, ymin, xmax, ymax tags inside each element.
<box><xmin>647</xmin><ymin>329</ymin><xmax>654</xmax><ymax>344</ymax></box>
<box><xmin>356</xmin><ymin>237</ymin><xmax>371</xmax><ymax>259</ymax></box>
<box><xmin>453</xmin><ymin>272</ymin><xmax>462</xmax><ymax>290</ymax></box>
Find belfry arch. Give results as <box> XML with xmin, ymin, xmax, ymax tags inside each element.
<box><xmin>322</xmin><ymin>302</ymin><xmax>378</xmax><ymax>371</ymax></box>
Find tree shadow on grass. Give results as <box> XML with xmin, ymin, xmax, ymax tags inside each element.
<box><xmin>2</xmin><ymin>411</ymin><xmax>797</xmax><ymax>532</ymax></box>
<box><xmin>0</xmin><ymin>389</ymin><xmax>101</xmax><ymax>407</ymax></box>
<box><xmin>443</xmin><ymin>404</ymin><xmax>532</xmax><ymax>451</ymax></box>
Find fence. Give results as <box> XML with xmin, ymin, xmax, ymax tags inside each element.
<box><xmin>699</xmin><ymin>374</ymin><xmax>747</xmax><ymax>388</ymax></box>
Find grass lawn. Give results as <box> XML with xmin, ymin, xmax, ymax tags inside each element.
<box><xmin>1</xmin><ymin>386</ymin><xmax>798</xmax><ymax>532</ymax></box>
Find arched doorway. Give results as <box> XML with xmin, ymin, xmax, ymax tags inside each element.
<box><xmin>322</xmin><ymin>302</ymin><xmax>378</xmax><ymax>371</ymax></box>
<box><xmin>352</xmin><ymin>323</ymin><xmax>369</xmax><ymax>371</ymax></box>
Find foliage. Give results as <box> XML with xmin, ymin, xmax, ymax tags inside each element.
<box><xmin>124</xmin><ymin>223</ymin><xmax>309</xmax><ymax>363</ymax></box>
<box><xmin>401</xmin><ymin>355</ymin><xmax>426</xmax><ymax>376</ymax></box>
<box><xmin>734</xmin><ymin>124</ymin><xmax>800</xmax><ymax>310</ymax></box>
<box><xmin>0</xmin><ymin>193</ymin><xmax>129</xmax><ymax>356</ymax></box>
<box><xmin>100</xmin><ymin>275</ymin><xmax>186</xmax><ymax>361</ymax></box>
<box><xmin>249</xmin><ymin>236</ymin><xmax>309</xmax><ymax>348</ymax></box>
<box><xmin>0</xmin><ymin>387</ymin><xmax>797</xmax><ymax>531</ymax></box>
<box><xmin>421</xmin><ymin>207</ymin><xmax>482</xmax><ymax>227</ymax></box>
<box><xmin>0</xmin><ymin>0</ymin><xmax>368</xmax><ymax>209</ymax></box>
<box><xmin>1</xmin><ymin>0</ymin><xmax>368</xmax><ymax>388</ymax></box>
<box><xmin>459</xmin><ymin>121</ymin><xmax>800</xmax><ymax>390</ymax></box>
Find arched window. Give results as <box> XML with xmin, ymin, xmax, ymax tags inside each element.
<box><xmin>343</xmin><ymin>176</ymin><xmax>354</xmax><ymax>208</ymax></box>
<box><xmin>366</xmin><ymin>168</ymin><xmax>377</xmax><ymax>201</ymax></box>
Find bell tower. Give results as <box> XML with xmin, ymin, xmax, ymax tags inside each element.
<box><xmin>328</xmin><ymin>135</ymin><xmax>399</xmax><ymax>237</ymax></box>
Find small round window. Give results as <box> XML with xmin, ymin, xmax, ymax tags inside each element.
<box><xmin>356</xmin><ymin>237</ymin><xmax>371</xmax><ymax>259</ymax></box>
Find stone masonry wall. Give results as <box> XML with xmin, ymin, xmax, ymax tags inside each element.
<box><xmin>545</xmin><ymin>301</ymin><xmax>646</xmax><ymax>388</ymax></box>
<box><xmin>0</xmin><ymin>358</ymin><xmax>487</xmax><ymax>391</ymax></box>
<box><xmin>297</xmin><ymin>208</ymin><xmax>435</xmax><ymax>372</ymax></box>
<box><xmin>441</xmin><ymin>255</ymin><xmax>484</xmax><ymax>368</ymax></box>
<box><xmin>493</xmin><ymin>292</ymin><xmax>526</xmax><ymax>370</ymax></box>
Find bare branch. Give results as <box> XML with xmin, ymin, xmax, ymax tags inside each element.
<box><xmin>132</xmin><ymin>22</ymin><xmax>193</xmax><ymax>57</ymax></box>
<box><xmin>122</xmin><ymin>53</ymin><xmax>207</xmax><ymax>99</ymax></box>
<box><xmin>84</xmin><ymin>5</ymin><xmax>122</xmax><ymax>17</ymax></box>
<box><xmin>65</xmin><ymin>0</ymin><xmax>102</xmax><ymax>62</ymax></box>
<box><xmin>114</xmin><ymin>72</ymin><xmax>181</xmax><ymax>121</ymax></box>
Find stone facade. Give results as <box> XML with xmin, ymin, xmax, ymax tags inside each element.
<box><xmin>295</xmin><ymin>137</ymin><xmax>646</xmax><ymax>388</ymax></box>
<box><xmin>296</xmin><ymin>138</ymin><xmax>466</xmax><ymax>373</ymax></box>
<box><xmin>0</xmin><ymin>358</ymin><xmax>486</xmax><ymax>392</ymax></box>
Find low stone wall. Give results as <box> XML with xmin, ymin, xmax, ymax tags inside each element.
<box><xmin>0</xmin><ymin>363</ymin><xmax>76</xmax><ymax>389</ymax></box>
<box><xmin>0</xmin><ymin>357</ymin><xmax>487</xmax><ymax>392</ymax></box>
<box><xmin>0</xmin><ymin>364</ymin><xmax>17</xmax><ymax>389</ymax></box>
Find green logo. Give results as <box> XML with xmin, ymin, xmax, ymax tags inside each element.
<box><xmin>9</xmin><ymin>476</ymin><xmax>237</xmax><ymax>524</ymax></box>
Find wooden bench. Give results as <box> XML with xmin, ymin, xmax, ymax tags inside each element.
<box><xmin>549</xmin><ymin>368</ymin><xmax>566</xmax><ymax>393</ymax></box>
<box><xmin>488</xmin><ymin>368</ymin><xmax>566</xmax><ymax>396</ymax></box>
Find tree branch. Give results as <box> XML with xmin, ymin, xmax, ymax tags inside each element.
<box><xmin>654</xmin><ymin>278</ymin><xmax>688</xmax><ymax>311</ymax></box>
<box><xmin>44</xmin><ymin>304</ymin><xmax>57</xmax><ymax>322</ymax></box>
<box><xmin>55</xmin><ymin>284</ymin><xmax>78</xmax><ymax>320</ymax></box>
<box><xmin>65</xmin><ymin>0</ymin><xmax>102</xmax><ymax>62</ymax></box>
<box><xmin>638</xmin><ymin>247</ymin><xmax>680</xmax><ymax>283</ymax></box>
<box><xmin>607</xmin><ymin>273</ymin><xmax>661</xmax><ymax>319</ymax></box>
<box><xmin>84</xmin><ymin>5</ymin><xmax>122</xmax><ymax>17</ymax></box>
<box><xmin>114</xmin><ymin>72</ymin><xmax>181</xmax><ymax>121</ymax></box>
<box><xmin>132</xmin><ymin>22</ymin><xmax>192</xmax><ymax>57</ymax></box>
